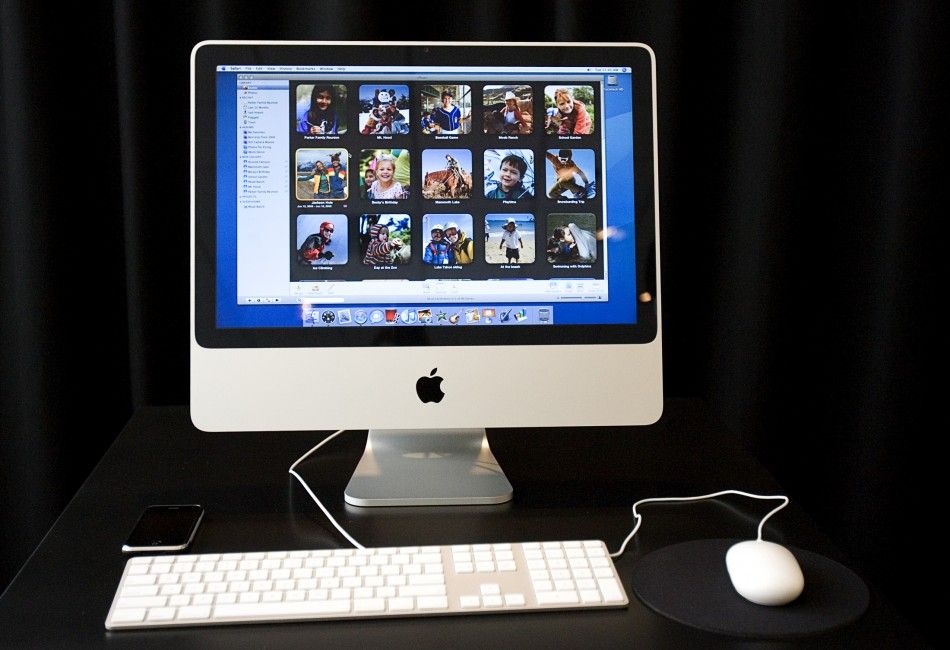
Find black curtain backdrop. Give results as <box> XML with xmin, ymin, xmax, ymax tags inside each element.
<box><xmin>1</xmin><ymin>1</ymin><xmax>942</xmax><ymax>640</ymax></box>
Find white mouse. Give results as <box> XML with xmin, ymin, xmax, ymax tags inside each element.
<box><xmin>725</xmin><ymin>540</ymin><xmax>805</xmax><ymax>606</ymax></box>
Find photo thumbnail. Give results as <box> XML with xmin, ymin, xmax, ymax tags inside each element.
<box><xmin>485</xmin><ymin>213</ymin><xmax>535</xmax><ymax>265</ymax></box>
<box><xmin>544</xmin><ymin>85</ymin><xmax>595</xmax><ymax>135</ymax></box>
<box><xmin>360</xmin><ymin>214</ymin><xmax>411</xmax><ymax>266</ymax></box>
<box><xmin>420</xmin><ymin>84</ymin><xmax>472</xmax><ymax>135</ymax></box>
<box><xmin>545</xmin><ymin>149</ymin><xmax>596</xmax><ymax>199</ymax></box>
<box><xmin>296</xmin><ymin>214</ymin><xmax>348</xmax><ymax>266</ymax></box>
<box><xmin>484</xmin><ymin>149</ymin><xmax>534</xmax><ymax>200</ymax></box>
<box><xmin>422</xmin><ymin>214</ymin><xmax>474</xmax><ymax>265</ymax></box>
<box><xmin>358</xmin><ymin>85</ymin><xmax>410</xmax><ymax>135</ymax></box>
<box><xmin>483</xmin><ymin>85</ymin><xmax>533</xmax><ymax>135</ymax></box>
<box><xmin>421</xmin><ymin>149</ymin><xmax>473</xmax><ymax>199</ymax></box>
<box><xmin>360</xmin><ymin>149</ymin><xmax>410</xmax><ymax>200</ymax></box>
<box><xmin>295</xmin><ymin>83</ymin><xmax>347</xmax><ymax>135</ymax></box>
<box><xmin>294</xmin><ymin>149</ymin><xmax>349</xmax><ymax>201</ymax></box>
<box><xmin>545</xmin><ymin>213</ymin><xmax>597</xmax><ymax>264</ymax></box>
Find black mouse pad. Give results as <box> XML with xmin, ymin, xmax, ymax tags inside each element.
<box><xmin>630</xmin><ymin>538</ymin><xmax>869</xmax><ymax>638</ymax></box>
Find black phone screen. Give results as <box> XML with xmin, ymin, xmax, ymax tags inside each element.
<box><xmin>124</xmin><ymin>505</ymin><xmax>203</xmax><ymax>550</ymax></box>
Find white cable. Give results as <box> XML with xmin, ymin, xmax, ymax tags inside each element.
<box><xmin>291</xmin><ymin>438</ymin><xmax>787</xmax><ymax>559</ymax></box>
<box><xmin>609</xmin><ymin>490</ymin><xmax>789</xmax><ymax>558</ymax></box>
<box><xmin>288</xmin><ymin>429</ymin><xmax>365</xmax><ymax>549</ymax></box>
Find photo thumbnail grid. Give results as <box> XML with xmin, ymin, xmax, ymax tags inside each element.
<box><xmin>287</xmin><ymin>78</ymin><xmax>605</xmax><ymax>282</ymax></box>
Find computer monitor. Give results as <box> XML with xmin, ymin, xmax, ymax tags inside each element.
<box><xmin>191</xmin><ymin>41</ymin><xmax>661</xmax><ymax>506</ymax></box>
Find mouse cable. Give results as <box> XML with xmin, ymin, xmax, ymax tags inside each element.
<box><xmin>288</xmin><ymin>429</ymin><xmax>366</xmax><ymax>550</ymax></box>
<box><xmin>609</xmin><ymin>490</ymin><xmax>789</xmax><ymax>559</ymax></box>
<box><xmin>292</xmin><ymin>437</ymin><xmax>788</xmax><ymax>560</ymax></box>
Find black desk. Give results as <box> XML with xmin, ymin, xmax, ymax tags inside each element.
<box><xmin>0</xmin><ymin>400</ymin><xmax>919</xmax><ymax>647</ymax></box>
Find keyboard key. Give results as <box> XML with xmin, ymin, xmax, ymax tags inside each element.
<box><xmin>417</xmin><ymin>596</ymin><xmax>449</xmax><ymax>610</ymax></box>
<box><xmin>110</xmin><ymin>608</ymin><xmax>146</xmax><ymax>623</ymax></box>
<box><xmin>536</xmin><ymin>591</ymin><xmax>580</xmax><ymax>605</ymax></box>
<box><xmin>505</xmin><ymin>593</ymin><xmax>526</xmax><ymax>607</ymax></box>
<box><xmin>178</xmin><ymin>605</ymin><xmax>212</xmax><ymax>620</ymax></box>
<box><xmin>398</xmin><ymin>585</ymin><xmax>446</xmax><ymax>597</ymax></box>
<box><xmin>215</xmin><ymin>600</ymin><xmax>351</xmax><ymax>619</ymax></box>
<box><xmin>459</xmin><ymin>595</ymin><xmax>480</xmax><ymax>608</ymax></box>
<box><xmin>146</xmin><ymin>607</ymin><xmax>176</xmax><ymax>621</ymax></box>
<box><xmin>387</xmin><ymin>597</ymin><xmax>414</xmax><ymax>612</ymax></box>
<box><xmin>580</xmin><ymin>589</ymin><xmax>601</xmax><ymax>603</ymax></box>
<box><xmin>598</xmin><ymin>578</ymin><xmax>624</xmax><ymax>603</ymax></box>
<box><xmin>353</xmin><ymin>598</ymin><xmax>385</xmax><ymax>612</ymax></box>
<box><xmin>117</xmin><ymin>596</ymin><xmax>167</xmax><ymax>609</ymax></box>
<box><xmin>120</xmin><ymin>585</ymin><xmax>159</xmax><ymax>597</ymax></box>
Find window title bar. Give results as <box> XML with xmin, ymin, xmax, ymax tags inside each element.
<box><xmin>218</xmin><ymin>65</ymin><xmax>630</xmax><ymax>73</ymax></box>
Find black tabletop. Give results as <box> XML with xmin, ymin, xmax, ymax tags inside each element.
<box><xmin>0</xmin><ymin>400</ymin><xmax>920</xmax><ymax>648</ymax></box>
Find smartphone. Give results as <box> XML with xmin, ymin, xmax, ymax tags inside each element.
<box><xmin>122</xmin><ymin>505</ymin><xmax>204</xmax><ymax>553</ymax></box>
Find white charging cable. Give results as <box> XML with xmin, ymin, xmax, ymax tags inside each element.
<box><xmin>288</xmin><ymin>429</ymin><xmax>365</xmax><ymax>549</ymax></box>
<box><xmin>608</xmin><ymin>490</ymin><xmax>790</xmax><ymax>558</ymax></box>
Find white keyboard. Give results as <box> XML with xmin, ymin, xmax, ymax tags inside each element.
<box><xmin>106</xmin><ymin>540</ymin><xmax>627</xmax><ymax>629</ymax></box>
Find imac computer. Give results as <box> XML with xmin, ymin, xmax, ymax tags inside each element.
<box><xmin>191</xmin><ymin>41</ymin><xmax>661</xmax><ymax>507</ymax></box>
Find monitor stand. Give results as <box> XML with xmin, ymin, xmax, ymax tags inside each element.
<box><xmin>344</xmin><ymin>429</ymin><xmax>514</xmax><ymax>506</ymax></box>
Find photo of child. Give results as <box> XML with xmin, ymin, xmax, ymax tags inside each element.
<box><xmin>484</xmin><ymin>149</ymin><xmax>534</xmax><ymax>199</ymax></box>
<box><xmin>359</xmin><ymin>214</ymin><xmax>411</xmax><ymax>265</ymax></box>
<box><xmin>294</xmin><ymin>149</ymin><xmax>349</xmax><ymax>201</ymax></box>
<box><xmin>421</xmin><ymin>149</ymin><xmax>473</xmax><ymax>199</ymax></box>
<box><xmin>545</xmin><ymin>213</ymin><xmax>597</xmax><ymax>264</ymax></box>
<box><xmin>420</xmin><ymin>220</ymin><xmax>453</xmax><ymax>265</ymax></box>
<box><xmin>483</xmin><ymin>85</ymin><xmax>533</xmax><ymax>135</ymax></box>
<box><xmin>544</xmin><ymin>85</ymin><xmax>595</xmax><ymax>135</ymax></box>
<box><xmin>358</xmin><ymin>86</ymin><xmax>410</xmax><ymax>135</ymax></box>
<box><xmin>545</xmin><ymin>149</ymin><xmax>596</xmax><ymax>199</ymax></box>
<box><xmin>422</xmin><ymin>214</ymin><xmax>474</xmax><ymax>265</ymax></box>
<box><xmin>362</xmin><ymin>168</ymin><xmax>376</xmax><ymax>193</ymax></box>
<box><xmin>420</xmin><ymin>84</ymin><xmax>472</xmax><ymax>135</ymax></box>
<box><xmin>484</xmin><ymin>214</ymin><xmax>535</xmax><ymax>264</ymax></box>
<box><xmin>360</xmin><ymin>149</ymin><xmax>410</xmax><ymax>200</ymax></box>
<box><xmin>296</xmin><ymin>214</ymin><xmax>348</xmax><ymax>266</ymax></box>
<box><xmin>295</xmin><ymin>83</ymin><xmax>347</xmax><ymax>135</ymax></box>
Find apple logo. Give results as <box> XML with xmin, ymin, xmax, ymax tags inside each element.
<box><xmin>416</xmin><ymin>368</ymin><xmax>445</xmax><ymax>403</ymax></box>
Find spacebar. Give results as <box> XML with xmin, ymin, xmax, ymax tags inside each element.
<box><xmin>214</xmin><ymin>600</ymin><xmax>351</xmax><ymax>619</ymax></box>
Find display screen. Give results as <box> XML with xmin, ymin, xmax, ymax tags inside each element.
<box><xmin>216</xmin><ymin>65</ymin><xmax>635</xmax><ymax>329</ymax></box>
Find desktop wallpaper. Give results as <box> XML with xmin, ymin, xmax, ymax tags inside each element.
<box><xmin>0</xmin><ymin>1</ymin><xmax>942</xmax><ymax>643</ymax></box>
